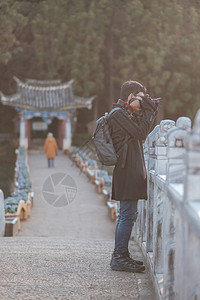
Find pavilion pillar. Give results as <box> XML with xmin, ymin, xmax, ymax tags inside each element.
<box><xmin>20</xmin><ymin>112</ymin><xmax>28</xmax><ymax>149</ymax></box>
<box><xmin>25</xmin><ymin>119</ymin><xmax>31</xmax><ymax>149</ymax></box>
<box><xmin>63</xmin><ymin>114</ymin><xmax>72</xmax><ymax>151</ymax></box>
<box><xmin>57</xmin><ymin>120</ymin><xmax>65</xmax><ymax>149</ymax></box>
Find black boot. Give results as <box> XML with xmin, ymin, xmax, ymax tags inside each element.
<box><xmin>112</xmin><ymin>251</ymin><xmax>144</xmax><ymax>266</ymax></box>
<box><xmin>110</xmin><ymin>252</ymin><xmax>145</xmax><ymax>273</ymax></box>
<box><xmin>121</xmin><ymin>251</ymin><xmax>144</xmax><ymax>266</ymax></box>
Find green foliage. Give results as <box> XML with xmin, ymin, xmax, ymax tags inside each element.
<box><xmin>31</xmin><ymin>0</ymin><xmax>105</xmax><ymax>96</ymax></box>
<box><xmin>0</xmin><ymin>0</ymin><xmax>200</xmax><ymax>119</ymax></box>
<box><xmin>0</xmin><ymin>142</ymin><xmax>16</xmax><ymax>198</ymax></box>
<box><xmin>4</xmin><ymin>146</ymin><xmax>31</xmax><ymax>213</ymax></box>
<box><xmin>0</xmin><ymin>0</ymin><xmax>26</xmax><ymax>64</ymax></box>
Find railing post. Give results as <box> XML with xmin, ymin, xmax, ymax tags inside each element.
<box><xmin>163</xmin><ymin>117</ymin><xmax>191</xmax><ymax>299</ymax></box>
<box><xmin>167</xmin><ymin>117</ymin><xmax>191</xmax><ymax>184</ymax></box>
<box><xmin>135</xmin><ymin>138</ymin><xmax>150</xmax><ymax>244</ymax></box>
<box><xmin>63</xmin><ymin>113</ymin><xmax>72</xmax><ymax>150</ymax></box>
<box><xmin>0</xmin><ymin>189</ymin><xmax>5</xmax><ymax>237</ymax></box>
<box><xmin>155</xmin><ymin>120</ymin><xmax>175</xmax><ymax>174</ymax></box>
<box><xmin>146</xmin><ymin>125</ymin><xmax>160</xmax><ymax>252</ymax></box>
<box><xmin>141</xmin><ymin>139</ymin><xmax>149</xmax><ymax>243</ymax></box>
<box><xmin>178</xmin><ymin>109</ymin><xmax>200</xmax><ymax>300</ymax></box>
<box><xmin>184</xmin><ymin>109</ymin><xmax>200</xmax><ymax>203</ymax></box>
<box><xmin>19</xmin><ymin>112</ymin><xmax>28</xmax><ymax>149</ymax></box>
<box><xmin>135</xmin><ymin>200</ymin><xmax>146</xmax><ymax>243</ymax></box>
<box><xmin>153</xmin><ymin>120</ymin><xmax>175</xmax><ymax>276</ymax></box>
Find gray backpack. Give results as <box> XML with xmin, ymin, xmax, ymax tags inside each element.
<box><xmin>93</xmin><ymin>107</ymin><xmax>127</xmax><ymax>166</ymax></box>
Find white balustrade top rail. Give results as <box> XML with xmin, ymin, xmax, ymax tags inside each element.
<box><xmin>0</xmin><ymin>189</ymin><xmax>5</xmax><ymax>237</ymax></box>
<box><xmin>133</xmin><ymin>109</ymin><xmax>200</xmax><ymax>300</ymax></box>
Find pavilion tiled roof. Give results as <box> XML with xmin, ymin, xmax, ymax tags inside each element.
<box><xmin>26</xmin><ymin>78</ymin><xmax>62</xmax><ymax>86</ymax></box>
<box><xmin>0</xmin><ymin>77</ymin><xmax>95</xmax><ymax>111</ymax></box>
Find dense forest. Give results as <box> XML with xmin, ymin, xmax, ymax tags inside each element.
<box><xmin>1</xmin><ymin>0</ymin><xmax>200</xmax><ymax>123</ymax></box>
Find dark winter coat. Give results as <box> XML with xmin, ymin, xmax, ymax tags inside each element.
<box><xmin>109</xmin><ymin>100</ymin><xmax>156</xmax><ymax>202</ymax></box>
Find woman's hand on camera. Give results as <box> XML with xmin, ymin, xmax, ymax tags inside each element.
<box><xmin>141</xmin><ymin>94</ymin><xmax>157</xmax><ymax>112</ymax></box>
<box><xmin>129</xmin><ymin>99</ymin><xmax>141</xmax><ymax>112</ymax></box>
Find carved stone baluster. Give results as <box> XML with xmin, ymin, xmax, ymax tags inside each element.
<box><xmin>184</xmin><ymin>109</ymin><xmax>200</xmax><ymax>203</ymax></box>
<box><xmin>139</xmin><ymin>139</ymin><xmax>149</xmax><ymax>244</ymax></box>
<box><xmin>153</xmin><ymin>120</ymin><xmax>175</xmax><ymax>275</ymax></box>
<box><xmin>163</xmin><ymin>117</ymin><xmax>191</xmax><ymax>299</ymax></box>
<box><xmin>137</xmin><ymin>199</ymin><xmax>146</xmax><ymax>243</ymax></box>
<box><xmin>142</xmin><ymin>200</ymin><xmax>147</xmax><ymax>243</ymax></box>
<box><xmin>182</xmin><ymin>109</ymin><xmax>200</xmax><ymax>300</ymax></box>
<box><xmin>155</xmin><ymin>120</ymin><xmax>175</xmax><ymax>174</ymax></box>
<box><xmin>136</xmin><ymin>200</ymin><xmax>142</xmax><ymax>240</ymax></box>
<box><xmin>147</xmin><ymin>125</ymin><xmax>160</xmax><ymax>171</ymax></box>
<box><xmin>146</xmin><ymin>125</ymin><xmax>160</xmax><ymax>252</ymax></box>
<box><xmin>167</xmin><ymin>117</ymin><xmax>191</xmax><ymax>184</ymax></box>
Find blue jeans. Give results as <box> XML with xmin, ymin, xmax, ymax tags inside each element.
<box><xmin>114</xmin><ymin>200</ymin><xmax>138</xmax><ymax>254</ymax></box>
<box><xmin>48</xmin><ymin>158</ymin><xmax>54</xmax><ymax>168</ymax></box>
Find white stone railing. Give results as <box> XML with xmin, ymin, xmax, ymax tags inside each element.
<box><xmin>0</xmin><ymin>189</ymin><xmax>5</xmax><ymax>236</ymax></box>
<box><xmin>133</xmin><ymin>109</ymin><xmax>200</xmax><ymax>300</ymax></box>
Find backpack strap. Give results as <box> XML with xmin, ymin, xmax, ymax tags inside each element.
<box><xmin>108</xmin><ymin>106</ymin><xmax>132</xmax><ymax>168</ymax></box>
<box><xmin>107</xmin><ymin>107</ymin><xmax>122</xmax><ymax>120</ymax></box>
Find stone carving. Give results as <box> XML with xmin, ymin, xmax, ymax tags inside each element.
<box><xmin>147</xmin><ymin>125</ymin><xmax>160</xmax><ymax>149</ymax></box>
<box><xmin>176</xmin><ymin>117</ymin><xmax>191</xmax><ymax>132</ymax></box>
<box><xmin>168</xmin><ymin>117</ymin><xmax>191</xmax><ymax>148</ymax></box>
<box><xmin>146</xmin><ymin>125</ymin><xmax>160</xmax><ymax>171</ymax></box>
<box><xmin>156</xmin><ymin>120</ymin><xmax>175</xmax><ymax>146</ymax></box>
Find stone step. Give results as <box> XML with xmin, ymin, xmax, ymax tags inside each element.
<box><xmin>0</xmin><ymin>237</ymin><xmax>156</xmax><ymax>299</ymax></box>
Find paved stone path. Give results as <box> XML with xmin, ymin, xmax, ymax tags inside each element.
<box><xmin>2</xmin><ymin>150</ymin><xmax>157</xmax><ymax>299</ymax></box>
<box><xmin>0</xmin><ymin>237</ymin><xmax>156</xmax><ymax>299</ymax></box>
<box><xmin>19</xmin><ymin>150</ymin><xmax>115</xmax><ymax>239</ymax></box>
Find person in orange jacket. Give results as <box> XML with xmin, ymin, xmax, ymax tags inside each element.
<box><xmin>44</xmin><ymin>132</ymin><xmax>58</xmax><ymax>168</ymax></box>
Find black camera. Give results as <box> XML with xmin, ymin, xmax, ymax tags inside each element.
<box><xmin>129</xmin><ymin>94</ymin><xmax>161</xmax><ymax>105</ymax></box>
